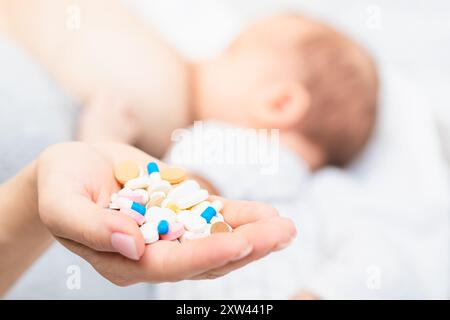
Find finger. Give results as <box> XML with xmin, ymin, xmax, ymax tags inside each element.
<box><xmin>58</xmin><ymin>237</ymin><xmax>141</xmax><ymax>286</ymax></box>
<box><xmin>60</xmin><ymin>232</ymin><xmax>253</xmax><ymax>284</ymax></box>
<box><xmin>139</xmin><ymin>232</ymin><xmax>252</xmax><ymax>282</ymax></box>
<box><xmin>191</xmin><ymin>216</ymin><xmax>296</xmax><ymax>280</ymax></box>
<box><xmin>41</xmin><ymin>195</ymin><xmax>145</xmax><ymax>260</ymax></box>
<box><xmin>212</xmin><ymin>196</ymin><xmax>279</xmax><ymax>228</ymax></box>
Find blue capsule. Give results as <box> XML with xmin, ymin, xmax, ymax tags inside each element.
<box><xmin>157</xmin><ymin>220</ymin><xmax>169</xmax><ymax>235</ymax></box>
<box><xmin>147</xmin><ymin>162</ymin><xmax>160</xmax><ymax>175</ymax></box>
<box><xmin>131</xmin><ymin>202</ymin><xmax>146</xmax><ymax>216</ymax></box>
<box><xmin>200</xmin><ymin>207</ymin><xmax>217</xmax><ymax>223</ymax></box>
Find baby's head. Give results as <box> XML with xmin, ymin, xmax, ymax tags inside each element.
<box><xmin>193</xmin><ymin>14</ymin><xmax>378</xmax><ymax>169</ymax></box>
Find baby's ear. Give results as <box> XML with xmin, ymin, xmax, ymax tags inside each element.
<box><xmin>255</xmin><ymin>81</ymin><xmax>310</xmax><ymax>129</ymax></box>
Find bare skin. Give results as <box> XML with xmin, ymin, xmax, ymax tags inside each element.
<box><xmin>0</xmin><ymin>0</ymin><xmax>191</xmax><ymax>158</ymax></box>
<box><xmin>0</xmin><ymin>142</ymin><xmax>296</xmax><ymax>295</ymax></box>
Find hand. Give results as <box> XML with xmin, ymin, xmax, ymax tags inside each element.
<box><xmin>77</xmin><ymin>94</ymin><xmax>139</xmax><ymax>144</ymax></box>
<box><xmin>37</xmin><ymin>142</ymin><xmax>296</xmax><ymax>285</ymax></box>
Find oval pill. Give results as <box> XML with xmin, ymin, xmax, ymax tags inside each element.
<box><xmin>160</xmin><ymin>167</ymin><xmax>187</xmax><ymax>184</ymax></box>
<box><xmin>114</xmin><ymin>161</ymin><xmax>140</xmax><ymax>185</ymax></box>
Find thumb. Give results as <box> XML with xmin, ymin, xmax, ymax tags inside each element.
<box><xmin>40</xmin><ymin>194</ymin><xmax>145</xmax><ymax>260</ymax></box>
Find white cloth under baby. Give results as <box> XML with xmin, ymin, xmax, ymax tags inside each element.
<box><xmin>160</xmin><ymin>121</ymin><xmax>319</xmax><ymax>299</ymax></box>
<box><xmin>159</xmin><ymin>118</ymin><xmax>449</xmax><ymax>299</ymax></box>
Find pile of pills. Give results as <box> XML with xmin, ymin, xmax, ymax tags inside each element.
<box><xmin>109</xmin><ymin>160</ymin><xmax>232</xmax><ymax>244</ymax></box>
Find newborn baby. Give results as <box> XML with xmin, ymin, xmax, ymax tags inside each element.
<box><xmin>80</xmin><ymin>14</ymin><xmax>379</xmax><ymax>298</ymax></box>
<box><xmin>80</xmin><ymin>13</ymin><xmax>378</xmax><ymax>172</ymax></box>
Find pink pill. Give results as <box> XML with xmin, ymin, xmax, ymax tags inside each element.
<box><xmin>160</xmin><ymin>222</ymin><xmax>185</xmax><ymax>241</ymax></box>
<box><xmin>118</xmin><ymin>191</ymin><xmax>145</xmax><ymax>204</ymax></box>
<box><xmin>120</xmin><ymin>207</ymin><xmax>146</xmax><ymax>225</ymax></box>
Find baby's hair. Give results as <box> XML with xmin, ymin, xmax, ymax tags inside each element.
<box><xmin>290</xmin><ymin>14</ymin><xmax>379</xmax><ymax>167</ymax></box>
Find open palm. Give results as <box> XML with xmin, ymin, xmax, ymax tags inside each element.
<box><xmin>37</xmin><ymin>142</ymin><xmax>296</xmax><ymax>285</ymax></box>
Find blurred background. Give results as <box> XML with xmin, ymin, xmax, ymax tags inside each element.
<box><xmin>1</xmin><ymin>0</ymin><xmax>449</xmax><ymax>299</ymax></box>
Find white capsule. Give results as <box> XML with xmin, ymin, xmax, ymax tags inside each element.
<box><xmin>125</xmin><ymin>176</ymin><xmax>150</xmax><ymax>189</ymax></box>
<box><xmin>175</xmin><ymin>189</ymin><xmax>209</xmax><ymax>210</ymax></box>
<box><xmin>140</xmin><ymin>222</ymin><xmax>159</xmax><ymax>244</ymax></box>
<box><xmin>211</xmin><ymin>200</ymin><xmax>224</xmax><ymax>212</ymax></box>
<box><xmin>190</xmin><ymin>201</ymin><xmax>211</xmax><ymax>216</ymax></box>
<box><xmin>177</xmin><ymin>211</ymin><xmax>207</xmax><ymax>233</ymax></box>
<box><xmin>166</xmin><ymin>180</ymin><xmax>200</xmax><ymax>201</ymax></box>
<box><xmin>145</xmin><ymin>206</ymin><xmax>176</xmax><ymax>224</ymax></box>
<box><xmin>118</xmin><ymin>187</ymin><xmax>148</xmax><ymax>204</ymax></box>
<box><xmin>210</xmin><ymin>213</ymin><xmax>224</xmax><ymax>224</ymax></box>
<box><xmin>149</xmin><ymin>171</ymin><xmax>162</xmax><ymax>184</ymax></box>
<box><xmin>205</xmin><ymin>223</ymin><xmax>212</xmax><ymax>235</ymax></box>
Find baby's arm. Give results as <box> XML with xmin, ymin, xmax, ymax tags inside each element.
<box><xmin>2</xmin><ymin>0</ymin><xmax>190</xmax><ymax>157</ymax></box>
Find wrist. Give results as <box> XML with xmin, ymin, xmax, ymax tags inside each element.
<box><xmin>0</xmin><ymin>160</ymin><xmax>53</xmax><ymax>295</ymax></box>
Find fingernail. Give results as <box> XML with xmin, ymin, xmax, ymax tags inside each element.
<box><xmin>231</xmin><ymin>244</ymin><xmax>253</xmax><ymax>261</ymax></box>
<box><xmin>111</xmin><ymin>232</ymin><xmax>139</xmax><ymax>260</ymax></box>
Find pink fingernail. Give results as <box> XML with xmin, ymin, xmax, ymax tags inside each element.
<box><xmin>111</xmin><ymin>233</ymin><xmax>139</xmax><ymax>260</ymax></box>
<box><xmin>231</xmin><ymin>244</ymin><xmax>253</xmax><ymax>261</ymax></box>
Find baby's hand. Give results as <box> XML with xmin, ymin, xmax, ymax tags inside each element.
<box><xmin>77</xmin><ymin>94</ymin><xmax>139</xmax><ymax>145</ymax></box>
<box><xmin>37</xmin><ymin>142</ymin><xmax>296</xmax><ymax>285</ymax></box>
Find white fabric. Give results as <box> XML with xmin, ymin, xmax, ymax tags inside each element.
<box><xmin>156</xmin><ymin>68</ymin><xmax>449</xmax><ymax>299</ymax></box>
<box><xmin>2</xmin><ymin>0</ymin><xmax>448</xmax><ymax>299</ymax></box>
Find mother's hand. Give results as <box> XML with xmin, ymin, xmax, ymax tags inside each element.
<box><xmin>37</xmin><ymin>142</ymin><xmax>296</xmax><ymax>285</ymax></box>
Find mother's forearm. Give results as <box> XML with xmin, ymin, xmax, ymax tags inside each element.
<box><xmin>0</xmin><ymin>161</ymin><xmax>53</xmax><ymax>296</ymax></box>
